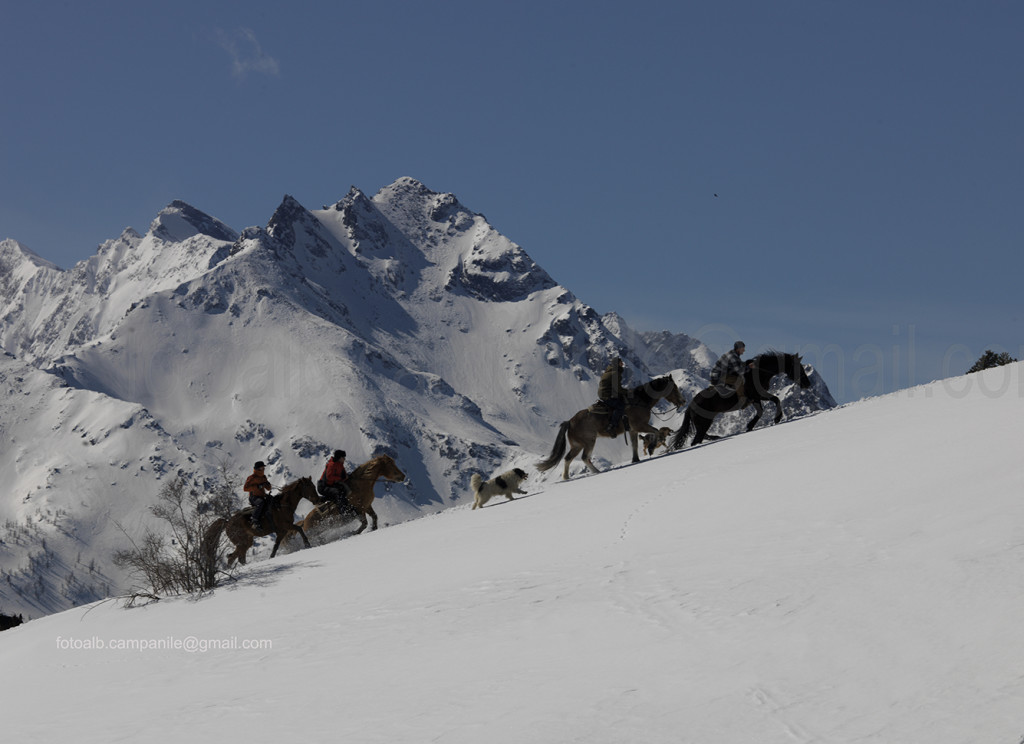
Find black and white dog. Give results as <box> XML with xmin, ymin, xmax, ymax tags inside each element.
<box><xmin>471</xmin><ymin>467</ymin><xmax>529</xmax><ymax>510</ymax></box>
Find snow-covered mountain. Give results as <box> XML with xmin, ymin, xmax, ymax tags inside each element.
<box><xmin>0</xmin><ymin>178</ymin><xmax>834</xmax><ymax>619</ymax></box>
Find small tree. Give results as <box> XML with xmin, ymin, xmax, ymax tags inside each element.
<box><xmin>202</xmin><ymin>457</ymin><xmax>243</xmax><ymax>521</ymax></box>
<box><xmin>113</xmin><ymin>474</ymin><xmax>239</xmax><ymax>596</ymax></box>
<box><xmin>967</xmin><ymin>350</ymin><xmax>1017</xmax><ymax>374</ymax></box>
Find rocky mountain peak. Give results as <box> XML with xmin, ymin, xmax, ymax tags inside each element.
<box><xmin>265</xmin><ymin>194</ymin><xmax>314</xmax><ymax>250</ymax></box>
<box><xmin>0</xmin><ymin>238</ymin><xmax>62</xmax><ymax>272</ymax></box>
<box><xmin>150</xmin><ymin>201</ymin><xmax>238</xmax><ymax>244</ymax></box>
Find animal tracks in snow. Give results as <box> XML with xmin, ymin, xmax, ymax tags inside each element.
<box><xmin>614</xmin><ymin>498</ymin><xmax>654</xmax><ymax>544</ymax></box>
<box><xmin>750</xmin><ymin>686</ymin><xmax>819</xmax><ymax>743</ymax></box>
<box><xmin>612</xmin><ymin>478</ymin><xmax>690</xmax><ymax>545</ymax></box>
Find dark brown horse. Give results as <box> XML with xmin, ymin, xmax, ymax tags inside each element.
<box><xmin>202</xmin><ymin>476</ymin><xmax>321</xmax><ymax>566</ymax></box>
<box><xmin>536</xmin><ymin>375</ymin><xmax>686</xmax><ymax>480</ymax></box>
<box><xmin>671</xmin><ymin>352</ymin><xmax>811</xmax><ymax>449</ymax></box>
<box><xmin>300</xmin><ymin>454</ymin><xmax>406</xmax><ymax>536</ymax></box>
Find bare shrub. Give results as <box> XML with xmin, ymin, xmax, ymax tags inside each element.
<box><xmin>113</xmin><ymin>474</ymin><xmax>239</xmax><ymax>596</ymax></box>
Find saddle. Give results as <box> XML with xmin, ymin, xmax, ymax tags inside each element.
<box><xmin>710</xmin><ymin>379</ymin><xmax>747</xmax><ymax>408</ymax></box>
<box><xmin>589</xmin><ymin>398</ymin><xmax>630</xmax><ymax>433</ymax></box>
<box><xmin>245</xmin><ymin>493</ymin><xmax>280</xmax><ymax>530</ymax></box>
<box><xmin>242</xmin><ymin>506</ymin><xmax>264</xmax><ymax>530</ymax></box>
<box><xmin>588</xmin><ymin>392</ymin><xmax>633</xmax><ymax>415</ymax></box>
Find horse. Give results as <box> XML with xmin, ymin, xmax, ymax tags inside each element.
<box><xmin>299</xmin><ymin>454</ymin><xmax>406</xmax><ymax>536</ymax></box>
<box><xmin>202</xmin><ymin>476</ymin><xmax>321</xmax><ymax>567</ymax></box>
<box><xmin>670</xmin><ymin>351</ymin><xmax>811</xmax><ymax>449</ymax></box>
<box><xmin>536</xmin><ymin>375</ymin><xmax>686</xmax><ymax>480</ymax></box>
<box><xmin>0</xmin><ymin>612</ymin><xmax>24</xmax><ymax>631</ymax></box>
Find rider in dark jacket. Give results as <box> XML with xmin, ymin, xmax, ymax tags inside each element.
<box><xmin>710</xmin><ymin>341</ymin><xmax>748</xmax><ymax>401</ymax></box>
<box><xmin>598</xmin><ymin>357</ymin><xmax>628</xmax><ymax>434</ymax></box>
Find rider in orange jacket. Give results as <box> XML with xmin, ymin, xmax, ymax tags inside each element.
<box><xmin>244</xmin><ymin>461</ymin><xmax>274</xmax><ymax>528</ymax></box>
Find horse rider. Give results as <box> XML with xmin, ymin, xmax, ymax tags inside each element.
<box><xmin>244</xmin><ymin>461</ymin><xmax>274</xmax><ymax>528</ymax></box>
<box><xmin>710</xmin><ymin>341</ymin><xmax>750</xmax><ymax>405</ymax></box>
<box><xmin>319</xmin><ymin>449</ymin><xmax>352</xmax><ymax>513</ymax></box>
<box><xmin>598</xmin><ymin>357</ymin><xmax>629</xmax><ymax>434</ymax></box>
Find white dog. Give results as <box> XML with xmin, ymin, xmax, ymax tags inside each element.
<box><xmin>471</xmin><ymin>467</ymin><xmax>529</xmax><ymax>510</ymax></box>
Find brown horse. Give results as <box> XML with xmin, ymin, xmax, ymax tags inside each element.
<box><xmin>202</xmin><ymin>476</ymin><xmax>321</xmax><ymax>566</ymax></box>
<box><xmin>300</xmin><ymin>454</ymin><xmax>406</xmax><ymax>536</ymax></box>
<box><xmin>536</xmin><ymin>375</ymin><xmax>686</xmax><ymax>480</ymax></box>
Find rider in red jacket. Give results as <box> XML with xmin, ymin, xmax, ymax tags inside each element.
<box><xmin>320</xmin><ymin>450</ymin><xmax>351</xmax><ymax>510</ymax></box>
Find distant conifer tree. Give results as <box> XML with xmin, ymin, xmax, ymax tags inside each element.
<box><xmin>967</xmin><ymin>350</ymin><xmax>1017</xmax><ymax>374</ymax></box>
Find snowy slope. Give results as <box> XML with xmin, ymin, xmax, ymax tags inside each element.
<box><xmin>0</xmin><ymin>350</ymin><xmax>195</xmax><ymax>611</ymax></box>
<box><xmin>1</xmin><ymin>363</ymin><xmax>1021</xmax><ymax>743</ymax></box>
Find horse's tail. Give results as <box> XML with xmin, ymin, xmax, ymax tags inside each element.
<box><xmin>670</xmin><ymin>408</ymin><xmax>692</xmax><ymax>450</ymax></box>
<box><xmin>202</xmin><ymin>518</ymin><xmax>227</xmax><ymax>564</ymax></box>
<box><xmin>535</xmin><ymin>421</ymin><xmax>570</xmax><ymax>472</ymax></box>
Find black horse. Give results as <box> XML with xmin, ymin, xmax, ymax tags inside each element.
<box><xmin>671</xmin><ymin>352</ymin><xmax>811</xmax><ymax>449</ymax></box>
<box><xmin>0</xmin><ymin>612</ymin><xmax>25</xmax><ymax>631</ymax></box>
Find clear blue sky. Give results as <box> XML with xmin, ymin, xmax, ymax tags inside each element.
<box><xmin>3</xmin><ymin>1</ymin><xmax>1021</xmax><ymax>403</ymax></box>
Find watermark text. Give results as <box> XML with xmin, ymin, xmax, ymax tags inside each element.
<box><xmin>55</xmin><ymin>635</ymin><xmax>272</xmax><ymax>653</ymax></box>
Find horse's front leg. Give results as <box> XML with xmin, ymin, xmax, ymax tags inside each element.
<box><xmin>353</xmin><ymin>511</ymin><xmax>368</xmax><ymax>535</ymax></box>
<box><xmin>746</xmin><ymin>400</ymin><xmax>764</xmax><ymax>432</ymax></box>
<box><xmin>292</xmin><ymin>523</ymin><xmax>312</xmax><ymax>549</ymax></box>
<box><xmin>627</xmin><ymin>412</ymin><xmax>660</xmax><ymax>463</ymax></box>
<box><xmin>769</xmin><ymin>395</ymin><xmax>783</xmax><ymax>424</ymax></box>
<box><xmin>366</xmin><ymin>505</ymin><xmax>379</xmax><ymax>532</ymax></box>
